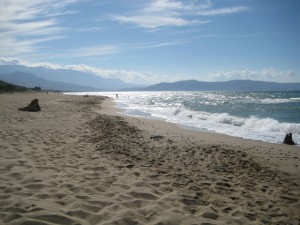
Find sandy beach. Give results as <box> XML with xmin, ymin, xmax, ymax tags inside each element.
<box><xmin>0</xmin><ymin>92</ymin><xmax>299</xmax><ymax>225</ymax></box>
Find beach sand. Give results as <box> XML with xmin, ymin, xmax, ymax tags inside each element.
<box><xmin>0</xmin><ymin>92</ymin><xmax>299</xmax><ymax>225</ymax></box>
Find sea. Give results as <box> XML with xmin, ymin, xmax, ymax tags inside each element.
<box><xmin>68</xmin><ymin>91</ymin><xmax>300</xmax><ymax>145</ymax></box>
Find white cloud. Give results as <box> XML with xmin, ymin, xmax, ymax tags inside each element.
<box><xmin>0</xmin><ymin>57</ymin><xmax>24</xmax><ymax>65</ymax></box>
<box><xmin>114</xmin><ymin>15</ymin><xmax>206</xmax><ymax>29</ymax></box>
<box><xmin>65</xmin><ymin>63</ymin><xmax>198</xmax><ymax>84</ymax></box>
<box><xmin>112</xmin><ymin>0</ymin><xmax>210</xmax><ymax>29</ymax></box>
<box><xmin>112</xmin><ymin>0</ymin><xmax>249</xmax><ymax>29</ymax></box>
<box><xmin>209</xmin><ymin>68</ymin><xmax>298</xmax><ymax>83</ymax></box>
<box><xmin>0</xmin><ymin>57</ymin><xmax>62</xmax><ymax>69</ymax></box>
<box><xmin>145</xmin><ymin>0</ymin><xmax>192</xmax><ymax>13</ymax></box>
<box><xmin>0</xmin><ymin>57</ymin><xmax>168</xmax><ymax>84</ymax></box>
<box><xmin>65</xmin><ymin>64</ymin><xmax>158</xmax><ymax>84</ymax></box>
<box><xmin>0</xmin><ymin>57</ymin><xmax>198</xmax><ymax>84</ymax></box>
<box><xmin>0</xmin><ymin>0</ymin><xmax>76</xmax><ymax>56</ymax></box>
<box><xmin>2</xmin><ymin>57</ymin><xmax>297</xmax><ymax>84</ymax></box>
<box><xmin>0</xmin><ymin>0</ymin><xmax>77</xmax><ymax>22</ymax></box>
<box><xmin>196</xmin><ymin>6</ymin><xmax>249</xmax><ymax>16</ymax></box>
<box><xmin>145</xmin><ymin>0</ymin><xmax>212</xmax><ymax>13</ymax></box>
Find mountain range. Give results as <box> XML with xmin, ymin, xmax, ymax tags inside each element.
<box><xmin>0</xmin><ymin>65</ymin><xmax>300</xmax><ymax>92</ymax></box>
<box><xmin>0</xmin><ymin>65</ymin><xmax>144</xmax><ymax>91</ymax></box>
<box><xmin>142</xmin><ymin>79</ymin><xmax>300</xmax><ymax>92</ymax></box>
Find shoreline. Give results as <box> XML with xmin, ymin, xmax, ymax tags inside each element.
<box><xmin>78</xmin><ymin>91</ymin><xmax>300</xmax><ymax>146</ymax></box>
<box><xmin>104</xmin><ymin>97</ymin><xmax>300</xmax><ymax>177</ymax></box>
<box><xmin>1</xmin><ymin>92</ymin><xmax>299</xmax><ymax>225</ymax></box>
<box><xmin>124</xmin><ymin>111</ymin><xmax>300</xmax><ymax>148</ymax></box>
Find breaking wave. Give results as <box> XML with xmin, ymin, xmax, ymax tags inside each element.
<box><xmin>66</xmin><ymin>91</ymin><xmax>300</xmax><ymax>144</ymax></box>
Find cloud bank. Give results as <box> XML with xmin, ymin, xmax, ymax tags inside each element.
<box><xmin>0</xmin><ymin>57</ymin><xmax>172</xmax><ymax>84</ymax></box>
<box><xmin>1</xmin><ymin>57</ymin><xmax>298</xmax><ymax>84</ymax></box>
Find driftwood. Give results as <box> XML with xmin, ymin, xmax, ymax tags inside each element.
<box><xmin>283</xmin><ymin>133</ymin><xmax>295</xmax><ymax>145</ymax></box>
<box><xmin>18</xmin><ymin>99</ymin><xmax>41</xmax><ymax>112</ymax></box>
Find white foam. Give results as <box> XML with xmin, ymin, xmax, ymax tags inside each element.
<box><xmin>114</xmin><ymin>92</ymin><xmax>300</xmax><ymax>144</ymax></box>
<box><xmin>259</xmin><ymin>97</ymin><xmax>300</xmax><ymax>104</ymax></box>
<box><xmin>65</xmin><ymin>91</ymin><xmax>300</xmax><ymax>145</ymax></box>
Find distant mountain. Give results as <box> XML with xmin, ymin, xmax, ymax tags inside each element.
<box><xmin>0</xmin><ymin>72</ymin><xmax>105</xmax><ymax>91</ymax></box>
<box><xmin>141</xmin><ymin>80</ymin><xmax>300</xmax><ymax>91</ymax></box>
<box><xmin>2</xmin><ymin>64</ymin><xmax>299</xmax><ymax>92</ymax></box>
<box><xmin>0</xmin><ymin>65</ymin><xmax>145</xmax><ymax>91</ymax></box>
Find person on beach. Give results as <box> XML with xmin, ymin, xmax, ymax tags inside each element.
<box><xmin>116</xmin><ymin>93</ymin><xmax>119</xmax><ymax>98</ymax></box>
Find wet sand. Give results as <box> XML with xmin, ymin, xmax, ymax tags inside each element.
<box><xmin>0</xmin><ymin>92</ymin><xmax>299</xmax><ymax>225</ymax></box>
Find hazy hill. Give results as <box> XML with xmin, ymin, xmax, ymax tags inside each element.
<box><xmin>0</xmin><ymin>80</ymin><xmax>28</xmax><ymax>93</ymax></box>
<box><xmin>0</xmin><ymin>72</ymin><xmax>105</xmax><ymax>91</ymax></box>
<box><xmin>141</xmin><ymin>80</ymin><xmax>300</xmax><ymax>91</ymax></box>
<box><xmin>0</xmin><ymin>65</ymin><xmax>144</xmax><ymax>91</ymax></box>
<box><xmin>1</xmin><ymin>64</ymin><xmax>299</xmax><ymax>92</ymax></box>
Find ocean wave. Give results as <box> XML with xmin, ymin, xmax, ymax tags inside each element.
<box><xmin>242</xmin><ymin>116</ymin><xmax>300</xmax><ymax>134</ymax></box>
<box><xmin>176</xmin><ymin>110</ymin><xmax>300</xmax><ymax>135</ymax></box>
<box><xmin>259</xmin><ymin>97</ymin><xmax>300</xmax><ymax>104</ymax></box>
<box><xmin>179</xmin><ymin>110</ymin><xmax>300</xmax><ymax>143</ymax></box>
<box><xmin>145</xmin><ymin>104</ymin><xmax>300</xmax><ymax>136</ymax></box>
<box><xmin>67</xmin><ymin>91</ymin><xmax>300</xmax><ymax>144</ymax></box>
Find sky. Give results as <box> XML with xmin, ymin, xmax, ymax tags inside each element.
<box><xmin>0</xmin><ymin>0</ymin><xmax>299</xmax><ymax>84</ymax></box>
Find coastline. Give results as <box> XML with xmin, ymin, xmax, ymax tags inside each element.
<box><xmin>94</xmin><ymin>91</ymin><xmax>300</xmax><ymax>145</ymax></box>
<box><xmin>1</xmin><ymin>92</ymin><xmax>299</xmax><ymax>225</ymax></box>
<box><xmin>106</xmin><ymin>97</ymin><xmax>300</xmax><ymax>177</ymax></box>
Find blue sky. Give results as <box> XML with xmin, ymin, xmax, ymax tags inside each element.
<box><xmin>0</xmin><ymin>0</ymin><xmax>299</xmax><ymax>84</ymax></box>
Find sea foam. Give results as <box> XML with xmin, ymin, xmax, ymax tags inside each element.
<box><xmin>66</xmin><ymin>91</ymin><xmax>300</xmax><ymax>144</ymax></box>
